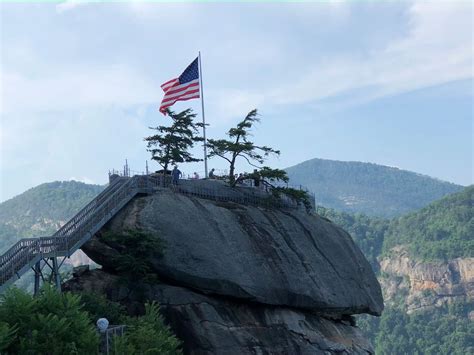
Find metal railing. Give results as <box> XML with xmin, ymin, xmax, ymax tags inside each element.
<box><xmin>100</xmin><ymin>325</ymin><xmax>126</xmax><ymax>355</ymax></box>
<box><xmin>175</xmin><ymin>183</ymin><xmax>300</xmax><ymax>209</ymax></box>
<box><xmin>0</xmin><ymin>174</ymin><xmax>309</xmax><ymax>292</ymax></box>
<box><xmin>0</xmin><ymin>175</ymin><xmax>158</xmax><ymax>291</ymax></box>
<box><xmin>178</xmin><ymin>177</ymin><xmax>315</xmax><ymax>210</ymax></box>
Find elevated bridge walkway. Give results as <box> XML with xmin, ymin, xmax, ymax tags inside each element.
<box><xmin>0</xmin><ymin>174</ymin><xmax>313</xmax><ymax>294</ymax></box>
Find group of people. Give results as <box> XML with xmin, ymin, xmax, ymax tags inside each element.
<box><xmin>170</xmin><ymin>166</ymin><xmax>262</xmax><ymax>188</ymax></box>
<box><xmin>170</xmin><ymin>166</ymin><xmax>202</xmax><ymax>185</ymax></box>
<box><xmin>209</xmin><ymin>168</ymin><xmax>261</xmax><ymax>187</ymax></box>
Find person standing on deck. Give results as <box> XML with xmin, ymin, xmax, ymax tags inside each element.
<box><xmin>252</xmin><ymin>169</ymin><xmax>261</xmax><ymax>188</ymax></box>
<box><xmin>172</xmin><ymin>166</ymin><xmax>182</xmax><ymax>185</ymax></box>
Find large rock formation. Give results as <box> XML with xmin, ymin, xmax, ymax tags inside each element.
<box><xmin>380</xmin><ymin>246</ymin><xmax>474</xmax><ymax>313</ymax></box>
<box><xmin>66</xmin><ymin>183</ymin><xmax>383</xmax><ymax>354</ymax></box>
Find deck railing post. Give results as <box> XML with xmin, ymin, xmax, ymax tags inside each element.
<box><xmin>51</xmin><ymin>257</ymin><xmax>61</xmax><ymax>292</ymax></box>
<box><xmin>34</xmin><ymin>261</ymin><xmax>41</xmax><ymax>296</ymax></box>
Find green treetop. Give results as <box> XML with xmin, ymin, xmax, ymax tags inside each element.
<box><xmin>206</xmin><ymin>109</ymin><xmax>282</xmax><ymax>185</ymax></box>
<box><xmin>145</xmin><ymin>108</ymin><xmax>203</xmax><ymax>173</ymax></box>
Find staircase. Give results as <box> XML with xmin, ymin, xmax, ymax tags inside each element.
<box><xmin>0</xmin><ymin>174</ymin><xmax>163</xmax><ymax>293</ymax></box>
<box><xmin>0</xmin><ymin>174</ymin><xmax>312</xmax><ymax>294</ymax></box>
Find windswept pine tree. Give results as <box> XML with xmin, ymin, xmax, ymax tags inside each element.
<box><xmin>144</xmin><ymin>108</ymin><xmax>204</xmax><ymax>173</ymax></box>
<box><xmin>206</xmin><ymin>109</ymin><xmax>283</xmax><ymax>186</ymax></box>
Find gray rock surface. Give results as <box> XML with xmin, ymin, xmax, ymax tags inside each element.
<box><xmin>83</xmin><ymin>186</ymin><xmax>383</xmax><ymax>316</ymax></box>
<box><xmin>74</xmin><ymin>184</ymin><xmax>384</xmax><ymax>353</ymax></box>
<box><xmin>156</xmin><ymin>284</ymin><xmax>373</xmax><ymax>355</ymax></box>
<box><xmin>64</xmin><ymin>269</ymin><xmax>373</xmax><ymax>354</ymax></box>
<box><xmin>379</xmin><ymin>246</ymin><xmax>474</xmax><ymax>313</ymax></box>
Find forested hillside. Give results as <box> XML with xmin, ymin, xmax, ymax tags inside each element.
<box><xmin>382</xmin><ymin>186</ymin><xmax>473</xmax><ymax>261</ymax></box>
<box><xmin>318</xmin><ymin>186</ymin><xmax>473</xmax><ymax>354</ymax></box>
<box><xmin>0</xmin><ymin>181</ymin><xmax>104</xmax><ymax>253</ymax></box>
<box><xmin>287</xmin><ymin>158</ymin><xmax>463</xmax><ymax>217</ymax></box>
<box><xmin>318</xmin><ymin>186</ymin><xmax>473</xmax><ymax>263</ymax></box>
<box><xmin>360</xmin><ymin>301</ymin><xmax>473</xmax><ymax>354</ymax></box>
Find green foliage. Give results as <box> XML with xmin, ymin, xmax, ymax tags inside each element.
<box><xmin>206</xmin><ymin>109</ymin><xmax>280</xmax><ymax>185</ymax></box>
<box><xmin>145</xmin><ymin>108</ymin><xmax>203</xmax><ymax>172</ymax></box>
<box><xmin>258</xmin><ymin>166</ymin><xmax>289</xmax><ymax>184</ymax></box>
<box><xmin>317</xmin><ymin>186</ymin><xmax>473</xmax><ymax>268</ymax></box>
<box><xmin>80</xmin><ymin>295</ymin><xmax>182</xmax><ymax>354</ymax></box>
<box><xmin>330</xmin><ymin>187</ymin><xmax>474</xmax><ymax>354</ymax></box>
<box><xmin>0</xmin><ymin>322</ymin><xmax>17</xmax><ymax>351</ymax></box>
<box><xmin>286</xmin><ymin>158</ymin><xmax>463</xmax><ymax>217</ymax></box>
<box><xmin>79</xmin><ymin>292</ymin><xmax>126</xmax><ymax>325</ymax></box>
<box><xmin>355</xmin><ymin>314</ymin><xmax>380</xmax><ymax>344</ymax></box>
<box><xmin>113</xmin><ymin>302</ymin><xmax>182</xmax><ymax>354</ymax></box>
<box><xmin>273</xmin><ymin>187</ymin><xmax>313</xmax><ymax>212</ymax></box>
<box><xmin>102</xmin><ymin>229</ymin><xmax>165</xmax><ymax>278</ymax></box>
<box><xmin>0</xmin><ymin>181</ymin><xmax>104</xmax><ymax>254</ymax></box>
<box><xmin>0</xmin><ymin>286</ymin><xmax>99</xmax><ymax>354</ymax></box>
<box><xmin>382</xmin><ymin>186</ymin><xmax>473</xmax><ymax>261</ymax></box>
<box><xmin>0</xmin><ymin>288</ymin><xmax>182</xmax><ymax>354</ymax></box>
<box><xmin>362</xmin><ymin>301</ymin><xmax>474</xmax><ymax>355</ymax></box>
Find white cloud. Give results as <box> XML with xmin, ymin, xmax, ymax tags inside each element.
<box><xmin>127</xmin><ymin>1</ymin><xmax>472</xmax><ymax>120</ymax></box>
<box><xmin>56</xmin><ymin>0</ymin><xmax>88</xmax><ymax>14</ymax></box>
<box><xmin>1</xmin><ymin>65</ymin><xmax>159</xmax><ymax>115</ymax></box>
<box><xmin>4</xmin><ymin>1</ymin><xmax>469</xmax><ymax>118</ymax></box>
<box><xmin>264</xmin><ymin>1</ymin><xmax>473</xmax><ymax>108</ymax></box>
<box><xmin>207</xmin><ymin>89</ymin><xmax>266</xmax><ymax>125</ymax></box>
<box><xmin>127</xmin><ymin>2</ymin><xmax>198</xmax><ymax>20</ymax></box>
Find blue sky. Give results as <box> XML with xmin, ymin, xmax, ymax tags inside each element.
<box><xmin>0</xmin><ymin>1</ymin><xmax>472</xmax><ymax>202</ymax></box>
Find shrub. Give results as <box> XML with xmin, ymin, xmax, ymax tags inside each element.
<box><xmin>113</xmin><ymin>302</ymin><xmax>182</xmax><ymax>354</ymax></box>
<box><xmin>272</xmin><ymin>187</ymin><xmax>313</xmax><ymax>212</ymax></box>
<box><xmin>0</xmin><ymin>322</ymin><xmax>17</xmax><ymax>351</ymax></box>
<box><xmin>0</xmin><ymin>286</ymin><xmax>99</xmax><ymax>354</ymax></box>
<box><xmin>80</xmin><ymin>292</ymin><xmax>126</xmax><ymax>325</ymax></box>
<box><xmin>102</xmin><ymin>229</ymin><xmax>165</xmax><ymax>278</ymax></box>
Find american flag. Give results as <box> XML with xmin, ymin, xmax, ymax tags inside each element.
<box><xmin>159</xmin><ymin>57</ymin><xmax>200</xmax><ymax>114</ymax></box>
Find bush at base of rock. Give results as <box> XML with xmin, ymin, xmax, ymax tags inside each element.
<box><xmin>0</xmin><ymin>286</ymin><xmax>99</xmax><ymax>354</ymax></box>
<box><xmin>112</xmin><ymin>302</ymin><xmax>182</xmax><ymax>355</ymax></box>
<box><xmin>79</xmin><ymin>291</ymin><xmax>126</xmax><ymax>325</ymax></box>
<box><xmin>0</xmin><ymin>287</ymin><xmax>182</xmax><ymax>354</ymax></box>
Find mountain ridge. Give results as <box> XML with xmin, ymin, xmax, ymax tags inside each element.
<box><xmin>286</xmin><ymin>157</ymin><xmax>464</xmax><ymax>217</ymax></box>
<box><xmin>0</xmin><ymin>180</ymin><xmax>104</xmax><ymax>253</ymax></box>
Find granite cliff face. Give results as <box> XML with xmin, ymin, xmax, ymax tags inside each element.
<box><xmin>66</xmin><ymin>184</ymin><xmax>383</xmax><ymax>354</ymax></box>
<box><xmin>379</xmin><ymin>246</ymin><xmax>473</xmax><ymax>313</ymax></box>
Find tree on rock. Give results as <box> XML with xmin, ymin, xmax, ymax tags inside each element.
<box><xmin>145</xmin><ymin>108</ymin><xmax>203</xmax><ymax>173</ymax></box>
<box><xmin>206</xmin><ymin>109</ymin><xmax>281</xmax><ymax>186</ymax></box>
<box><xmin>259</xmin><ymin>166</ymin><xmax>289</xmax><ymax>184</ymax></box>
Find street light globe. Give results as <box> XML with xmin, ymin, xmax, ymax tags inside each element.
<box><xmin>97</xmin><ymin>318</ymin><xmax>109</xmax><ymax>332</ymax></box>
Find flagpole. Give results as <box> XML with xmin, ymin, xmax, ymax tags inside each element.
<box><xmin>198</xmin><ymin>51</ymin><xmax>208</xmax><ymax>178</ymax></box>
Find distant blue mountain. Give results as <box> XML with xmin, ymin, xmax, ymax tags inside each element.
<box><xmin>286</xmin><ymin>158</ymin><xmax>463</xmax><ymax>217</ymax></box>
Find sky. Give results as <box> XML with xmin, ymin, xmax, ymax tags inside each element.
<box><xmin>0</xmin><ymin>1</ymin><xmax>472</xmax><ymax>202</ymax></box>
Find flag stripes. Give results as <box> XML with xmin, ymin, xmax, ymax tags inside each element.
<box><xmin>159</xmin><ymin>58</ymin><xmax>200</xmax><ymax>114</ymax></box>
